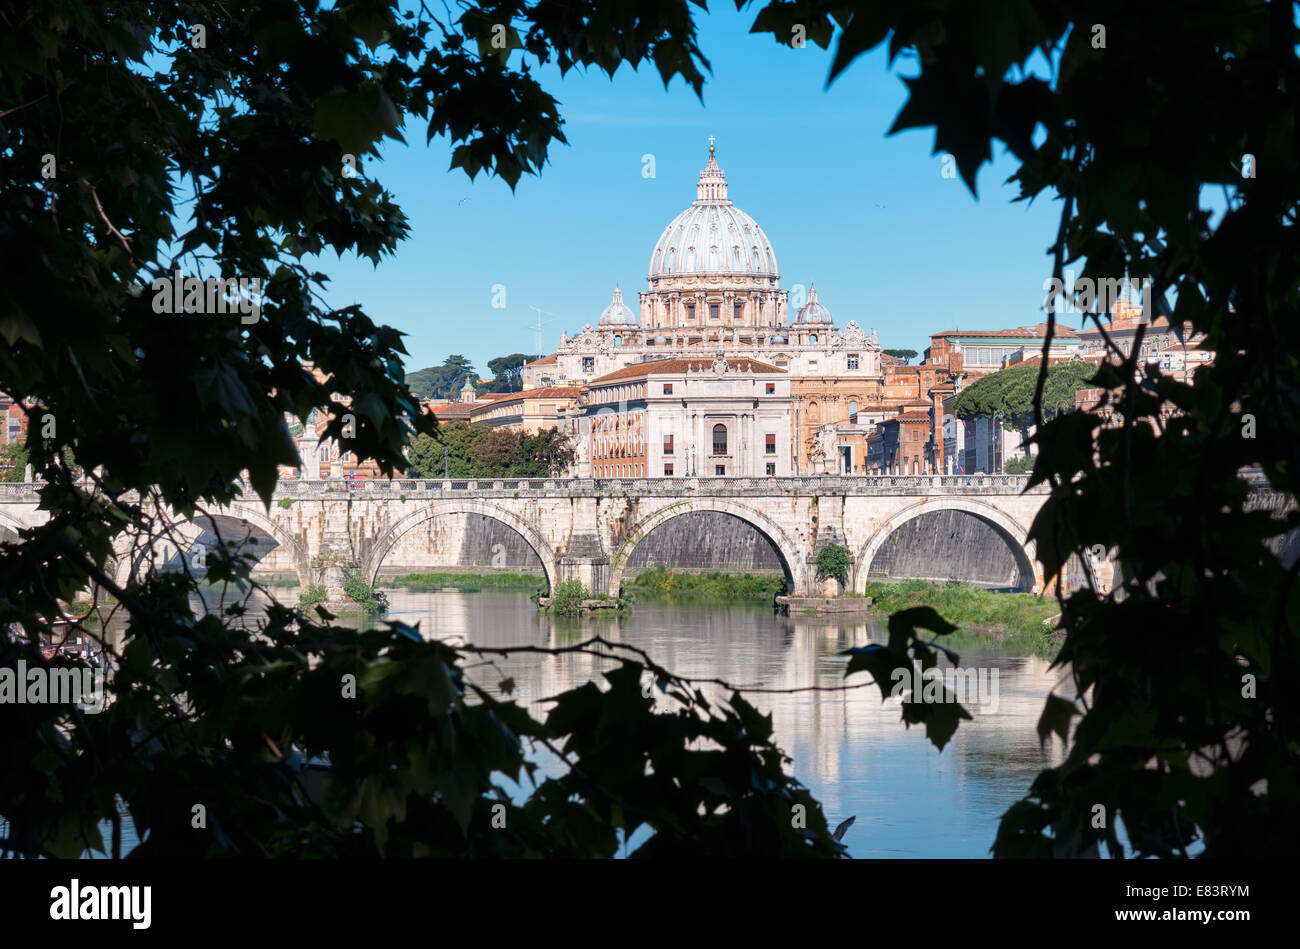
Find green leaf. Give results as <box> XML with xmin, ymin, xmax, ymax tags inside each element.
<box><xmin>901</xmin><ymin>695</ymin><xmax>973</xmax><ymax>752</ymax></box>
<box><xmin>1037</xmin><ymin>693</ymin><xmax>1080</xmax><ymax>747</ymax></box>
<box><xmin>887</xmin><ymin>606</ymin><xmax>959</xmax><ymax>655</ymax></box>
<box><xmin>314</xmin><ymin>85</ymin><xmax>401</xmax><ymax>156</ymax></box>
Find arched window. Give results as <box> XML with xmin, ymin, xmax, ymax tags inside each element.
<box><xmin>849</xmin><ymin>400</ymin><xmax>859</xmax><ymax>425</ymax></box>
<box><xmin>712</xmin><ymin>424</ymin><xmax>728</xmax><ymax>455</ymax></box>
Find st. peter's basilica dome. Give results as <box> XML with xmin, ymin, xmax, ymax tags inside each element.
<box><xmin>647</xmin><ymin>143</ymin><xmax>779</xmax><ymax>279</ymax></box>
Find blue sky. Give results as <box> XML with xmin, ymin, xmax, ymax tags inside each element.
<box><xmin>319</xmin><ymin>4</ymin><xmax>1071</xmax><ymax>376</ymax></box>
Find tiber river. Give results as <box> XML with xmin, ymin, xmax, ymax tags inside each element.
<box><xmin>93</xmin><ymin>586</ymin><xmax>1066</xmax><ymax>858</ymax></box>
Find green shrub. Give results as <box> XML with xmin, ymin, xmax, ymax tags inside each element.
<box><xmin>814</xmin><ymin>544</ymin><xmax>850</xmax><ymax>585</ymax></box>
<box><xmin>298</xmin><ymin>584</ymin><xmax>327</xmax><ymax>608</ymax></box>
<box><xmin>861</xmin><ymin>579</ymin><xmax>1063</xmax><ymax>658</ymax></box>
<box><xmin>1003</xmin><ymin>454</ymin><xmax>1035</xmax><ymax>474</ymax></box>
<box><xmin>550</xmin><ymin>578</ymin><xmax>588</xmax><ymax>615</ymax></box>
<box><xmin>343</xmin><ymin>573</ymin><xmax>388</xmax><ymax>615</ymax></box>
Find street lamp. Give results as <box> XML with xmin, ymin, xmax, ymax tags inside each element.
<box><xmin>443</xmin><ymin>444</ymin><xmax>449</xmax><ymax>480</ymax></box>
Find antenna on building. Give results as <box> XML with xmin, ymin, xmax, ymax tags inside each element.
<box><xmin>527</xmin><ymin>305</ymin><xmax>563</xmax><ymax>357</ymax></box>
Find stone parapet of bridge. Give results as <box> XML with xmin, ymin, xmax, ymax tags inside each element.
<box><xmin>12</xmin><ymin>474</ymin><xmax>1286</xmax><ymax>604</ymax></box>
<box><xmin>268</xmin><ymin>474</ymin><xmax>1046</xmax><ymax>499</ymax></box>
<box><xmin>0</xmin><ymin>475</ymin><xmax>1054</xmax><ymax>600</ymax></box>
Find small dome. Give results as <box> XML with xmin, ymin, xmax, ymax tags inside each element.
<box><xmin>599</xmin><ymin>285</ymin><xmax>637</xmax><ymax>326</ymax></box>
<box><xmin>793</xmin><ymin>283</ymin><xmax>833</xmax><ymax>325</ymax></box>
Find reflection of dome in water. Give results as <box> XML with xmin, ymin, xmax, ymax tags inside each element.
<box><xmin>648</xmin><ymin>144</ymin><xmax>778</xmax><ymax>278</ymax></box>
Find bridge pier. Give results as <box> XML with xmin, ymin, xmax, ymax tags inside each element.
<box><xmin>316</xmin><ymin>561</ymin><xmax>352</xmax><ymax>604</ymax></box>
<box><xmin>810</xmin><ymin>525</ymin><xmax>853</xmax><ymax>597</ymax></box>
<box><xmin>559</xmin><ymin>532</ymin><xmax>609</xmax><ymax>596</ymax></box>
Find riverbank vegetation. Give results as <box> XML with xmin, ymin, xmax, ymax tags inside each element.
<box><xmin>627</xmin><ymin>567</ymin><xmax>785</xmax><ymax>600</ymax></box>
<box><xmin>862</xmin><ymin>580</ymin><xmax>1063</xmax><ymax>658</ymax></box>
<box><xmin>387</xmin><ymin>572</ymin><xmax>547</xmax><ymax>593</ymax></box>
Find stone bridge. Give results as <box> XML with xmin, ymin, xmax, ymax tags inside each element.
<box><xmin>0</xmin><ymin>476</ymin><xmax>1067</xmax><ymax>597</ymax></box>
<box><xmin>3</xmin><ymin>474</ymin><xmax>1291</xmax><ymax>601</ymax></box>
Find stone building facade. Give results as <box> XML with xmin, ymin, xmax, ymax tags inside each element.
<box><xmin>468</xmin><ymin>386</ymin><xmax>580</xmax><ymax>434</ymax></box>
<box><xmin>520</xmin><ymin>142</ymin><xmax>895</xmax><ymax>474</ymax></box>
<box><xmin>570</xmin><ymin>355</ymin><xmax>792</xmax><ymax>479</ymax></box>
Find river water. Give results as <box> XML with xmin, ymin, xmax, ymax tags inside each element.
<box><xmin>384</xmin><ymin>588</ymin><xmax>1064</xmax><ymax>858</ymax></box>
<box><xmin>86</xmin><ymin>586</ymin><xmax>1065</xmax><ymax>858</ymax></box>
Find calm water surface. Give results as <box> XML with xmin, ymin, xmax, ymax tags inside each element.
<box><xmin>388</xmin><ymin>588</ymin><xmax>1064</xmax><ymax>858</ymax></box>
<box><xmin>91</xmin><ymin>586</ymin><xmax>1064</xmax><ymax>858</ymax></box>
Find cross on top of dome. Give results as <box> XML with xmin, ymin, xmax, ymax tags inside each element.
<box><xmin>697</xmin><ymin>137</ymin><xmax>729</xmax><ymax>205</ymax></box>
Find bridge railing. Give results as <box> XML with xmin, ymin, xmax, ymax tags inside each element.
<box><xmin>261</xmin><ymin>474</ymin><xmax>1042</xmax><ymax>498</ymax></box>
<box><xmin>2</xmin><ymin>473</ymin><xmax>1288</xmax><ymax>513</ymax></box>
<box><xmin>0</xmin><ymin>475</ymin><xmax>1044</xmax><ymax>503</ymax></box>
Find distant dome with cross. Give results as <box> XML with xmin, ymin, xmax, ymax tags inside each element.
<box><xmin>793</xmin><ymin>283</ymin><xmax>834</xmax><ymax>325</ymax></box>
<box><xmin>647</xmin><ymin>139</ymin><xmax>779</xmax><ymax>279</ymax></box>
<box><xmin>598</xmin><ymin>284</ymin><xmax>636</xmax><ymax>326</ymax></box>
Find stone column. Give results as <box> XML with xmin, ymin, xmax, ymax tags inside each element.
<box><xmin>300</xmin><ymin>428</ymin><xmax>321</xmax><ymax>480</ymax></box>
<box><xmin>740</xmin><ymin>412</ymin><xmax>749</xmax><ymax>475</ymax></box>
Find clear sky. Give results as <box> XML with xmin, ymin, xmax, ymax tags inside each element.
<box><xmin>316</xmin><ymin>4</ymin><xmax>1071</xmax><ymax>377</ymax></box>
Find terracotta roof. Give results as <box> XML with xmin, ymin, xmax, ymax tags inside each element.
<box><xmin>589</xmin><ymin>356</ymin><xmax>785</xmax><ymax>383</ymax></box>
<box><xmin>931</xmin><ymin>323</ymin><xmax>1079</xmax><ymax>339</ymax></box>
<box><xmin>526</xmin><ymin>354</ymin><xmax>558</xmax><ymax>366</ymax></box>
<box><xmin>1076</xmin><ymin>316</ymin><xmax>1183</xmax><ymax>336</ymax></box>
<box><xmin>429</xmin><ymin>403</ymin><xmax>474</xmax><ymax>419</ymax></box>
<box><xmin>471</xmin><ymin>386</ymin><xmax>580</xmax><ymax>408</ymax></box>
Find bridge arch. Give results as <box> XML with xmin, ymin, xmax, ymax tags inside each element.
<box><xmin>363</xmin><ymin>500</ymin><xmax>559</xmax><ymax>593</ymax></box>
<box><xmin>853</xmin><ymin>497</ymin><xmax>1040</xmax><ymax>594</ymax></box>
<box><xmin>608</xmin><ymin>499</ymin><xmax>808</xmax><ymax>597</ymax></box>
<box><xmin>0</xmin><ymin>509</ymin><xmax>29</xmax><ymax>543</ymax></box>
<box><xmin>207</xmin><ymin>506</ymin><xmax>310</xmax><ymax>580</ymax></box>
<box><xmin>109</xmin><ymin>505</ymin><xmax>310</xmax><ymax>587</ymax></box>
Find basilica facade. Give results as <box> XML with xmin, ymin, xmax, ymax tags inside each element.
<box><xmin>523</xmin><ymin>143</ymin><xmax>923</xmax><ymax>474</ymax></box>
